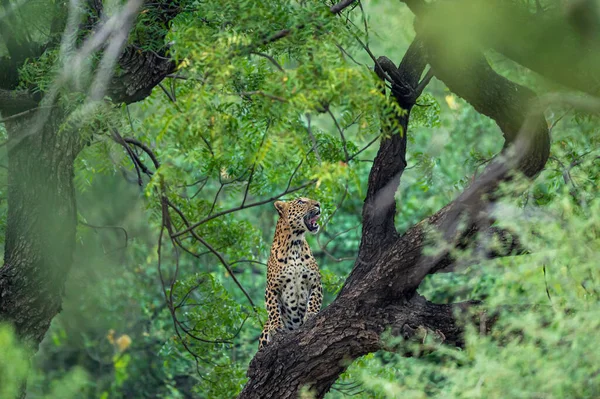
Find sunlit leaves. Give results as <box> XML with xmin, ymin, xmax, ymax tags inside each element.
<box><xmin>15</xmin><ymin>0</ymin><xmax>600</xmax><ymax>398</ymax></box>
<box><xmin>410</xmin><ymin>93</ymin><xmax>441</xmax><ymax>129</ymax></box>
<box><xmin>163</xmin><ymin>273</ymin><xmax>251</xmax><ymax>395</ymax></box>
<box><xmin>0</xmin><ymin>325</ymin><xmax>88</xmax><ymax>398</ymax></box>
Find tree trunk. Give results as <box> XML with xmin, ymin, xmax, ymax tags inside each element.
<box><xmin>0</xmin><ymin>0</ymin><xmax>178</xmax><ymax>354</ymax></box>
<box><xmin>0</xmin><ymin>3</ymin><xmax>178</xmax><ymax>398</ymax></box>
<box><xmin>239</xmin><ymin>21</ymin><xmax>551</xmax><ymax>395</ymax></box>
<box><xmin>241</xmin><ymin>293</ymin><xmax>473</xmax><ymax>398</ymax></box>
<box><xmin>0</xmin><ymin>110</ymin><xmax>80</xmax><ymax>349</ymax></box>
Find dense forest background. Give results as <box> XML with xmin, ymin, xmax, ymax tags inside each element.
<box><xmin>0</xmin><ymin>0</ymin><xmax>599</xmax><ymax>398</ymax></box>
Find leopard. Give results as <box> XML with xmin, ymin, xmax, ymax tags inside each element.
<box><xmin>258</xmin><ymin>197</ymin><xmax>323</xmax><ymax>349</ymax></box>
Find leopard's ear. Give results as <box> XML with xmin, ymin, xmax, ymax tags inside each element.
<box><xmin>274</xmin><ymin>201</ymin><xmax>287</xmax><ymax>217</ymax></box>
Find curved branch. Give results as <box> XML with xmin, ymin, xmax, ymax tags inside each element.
<box><xmin>171</xmin><ymin>180</ymin><xmax>316</xmax><ymax>238</ymax></box>
<box><xmin>241</xmin><ymin>24</ymin><xmax>551</xmax><ymax>397</ymax></box>
<box><xmin>347</xmin><ymin>37</ymin><xmax>429</xmax><ymax>291</ymax></box>
<box><xmin>351</xmin><ymin>41</ymin><xmax>550</xmax><ymax>298</ymax></box>
<box><xmin>240</xmin><ymin>295</ymin><xmax>480</xmax><ymax>398</ymax></box>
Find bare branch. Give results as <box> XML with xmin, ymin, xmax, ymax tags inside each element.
<box><xmin>305</xmin><ymin>113</ymin><xmax>322</xmax><ymax>164</ymax></box>
<box><xmin>158</xmin><ymin>82</ymin><xmax>181</xmax><ymax>111</ymax></box>
<box><xmin>240</xmin><ymin>91</ymin><xmax>287</xmax><ymax>102</ymax></box>
<box><xmin>250</xmin><ymin>0</ymin><xmax>359</xmax><ymax>49</ymax></box>
<box><xmin>165</xmin><ymin>198</ymin><xmax>260</xmax><ymax>315</ymax></box>
<box><xmin>330</xmin><ymin>0</ymin><xmax>359</xmax><ymax>14</ymax></box>
<box><xmin>123</xmin><ymin>137</ymin><xmax>161</xmax><ymax>169</ymax></box>
<box><xmin>318</xmin><ymin>224</ymin><xmax>360</xmax><ymax>251</ymax></box>
<box><xmin>327</xmin><ymin>108</ymin><xmax>350</xmax><ymax>162</ymax></box>
<box><xmin>251</xmin><ymin>51</ymin><xmax>285</xmax><ymax>72</ymax></box>
<box><xmin>172</xmin><ymin>180</ymin><xmax>316</xmax><ymax>238</ymax></box>
<box><xmin>111</xmin><ymin>128</ymin><xmax>144</xmax><ymax>185</ymax></box>
<box><xmin>79</xmin><ymin>219</ymin><xmax>128</xmax><ymax>242</ymax></box>
<box><xmin>347</xmin><ymin>133</ymin><xmax>381</xmax><ymax>162</ymax></box>
<box><xmin>230</xmin><ymin>259</ymin><xmax>268</xmax><ymax>268</ymax></box>
<box><xmin>158</xmin><ymin>198</ymin><xmax>230</xmax><ymax>353</ymax></box>
<box><xmin>334</xmin><ymin>42</ymin><xmax>367</xmax><ymax>67</ymax></box>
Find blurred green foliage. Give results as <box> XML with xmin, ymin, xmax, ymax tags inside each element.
<box><xmin>0</xmin><ymin>0</ymin><xmax>599</xmax><ymax>398</ymax></box>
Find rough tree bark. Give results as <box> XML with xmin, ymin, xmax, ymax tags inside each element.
<box><xmin>0</xmin><ymin>1</ymin><xmax>178</xmax><ymax>355</ymax></box>
<box><xmin>0</xmin><ymin>110</ymin><xmax>81</xmax><ymax>348</ymax></box>
<box><xmin>239</xmin><ymin>15</ymin><xmax>551</xmax><ymax>399</ymax></box>
<box><xmin>0</xmin><ymin>1</ymin><xmax>567</xmax><ymax>397</ymax></box>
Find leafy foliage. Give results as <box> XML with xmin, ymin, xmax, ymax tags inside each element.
<box><xmin>1</xmin><ymin>0</ymin><xmax>599</xmax><ymax>398</ymax></box>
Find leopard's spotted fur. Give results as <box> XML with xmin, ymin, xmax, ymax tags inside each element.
<box><xmin>258</xmin><ymin>197</ymin><xmax>323</xmax><ymax>349</ymax></box>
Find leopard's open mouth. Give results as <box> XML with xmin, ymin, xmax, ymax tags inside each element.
<box><xmin>304</xmin><ymin>209</ymin><xmax>320</xmax><ymax>233</ymax></box>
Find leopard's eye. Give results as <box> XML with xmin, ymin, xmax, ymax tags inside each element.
<box><xmin>297</xmin><ymin>199</ymin><xmax>305</xmax><ymax>204</ymax></box>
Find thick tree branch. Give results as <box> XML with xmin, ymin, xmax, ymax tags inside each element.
<box><xmin>353</xmin><ymin>40</ymin><xmax>550</xmax><ymax>298</ymax></box>
<box><xmin>108</xmin><ymin>46</ymin><xmax>177</xmax><ymax>104</ymax></box>
<box><xmin>408</xmin><ymin>0</ymin><xmax>600</xmax><ymax>96</ymax></box>
<box><xmin>241</xmin><ymin>294</ymin><xmax>480</xmax><ymax>398</ymax></box>
<box><xmin>353</xmin><ymin>38</ymin><xmax>429</xmax><ymax>280</ymax></box>
<box><xmin>240</xmin><ymin>38</ymin><xmax>435</xmax><ymax>399</ymax></box>
<box><xmin>103</xmin><ymin>1</ymin><xmax>181</xmax><ymax>104</ymax></box>
<box><xmin>242</xmin><ymin>13</ymin><xmax>551</xmax><ymax>395</ymax></box>
<box><xmin>0</xmin><ymin>0</ymin><xmax>184</xmax><ymax>369</ymax></box>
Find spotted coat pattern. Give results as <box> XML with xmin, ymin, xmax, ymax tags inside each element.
<box><xmin>258</xmin><ymin>197</ymin><xmax>323</xmax><ymax>349</ymax></box>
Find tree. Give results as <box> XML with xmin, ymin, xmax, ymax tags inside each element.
<box><xmin>0</xmin><ymin>0</ymin><xmax>599</xmax><ymax>398</ymax></box>
<box><xmin>0</xmin><ymin>0</ymin><xmax>178</xmax><ymax>349</ymax></box>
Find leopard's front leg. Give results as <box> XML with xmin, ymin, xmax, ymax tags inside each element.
<box><xmin>305</xmin><ymin>270</ymin><xmax>323</xmax><ymax>321</ymax></box>
<box><xmin>259</xmin><ymin>283</ymin><xmax>282</xmax><ymax>349</ymax></box>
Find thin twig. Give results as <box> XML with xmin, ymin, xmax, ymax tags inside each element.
<box><xmin>159</xmin><ymin>82</ymin><xmax>182</xmax><ymax>112</ymax></box>
<box><xmin>230</xmin><ymin>259</ymin><xmax>268</xmax><ymax>267</ymax></box>
<box><xmin>334</xmin><ymin>42</ymin><xmax>366</xmax><ymax>67</ymax></box>
<box><xmin>327</xmin><ymin>108</ymin><xmax>350</xmax><ymax>162</ymax></box>
<box><xmin>79</xmin><ymin>220</ymin><xmax>129</xmax><ymax>249</ymax></box>
<box><xmin>305</xmin><ymin>113</ymin><xmax>322</xmax><ymax>164</ymax></box>
<box><xmin>242</xmin><ymin>126</ymin><xmax>269</xmax><ymax>207</ymax></box>
<box><xmin>0</xmin><ymin>106</ymin><xmax>57</xmax><ymax>124</ymax></box>
<box><xmin>348</xmin><ymin>133</ymin><xmax>382</xmax><ymax>161</ymax></box>
<box><xmin>251</xmin><ymin>51</ymin><xmax>285</xmax><ymax>72</ymax></box>
<box><xmin>166</xmin><ymin>198</ymin><xmax>260</xmax><ymax>316</ymax></box>
<box><xmin>124</xmin><ymin>137</ymin><xmax>161</xmax><ymax>169</ymax></box>
<box><xmin>111</xmin><ymin>128</ymin><xmax>143</xmax><ymax>185</ymax></box>
<box><xmin>319</xmin><ymin>224</ymin><xmax>360</xmax><ymax>250</ymax></box>
<box><xmin>209</xmin><ymin>183</ymin><xmax>225</xmax><ymax>215</ymax></box>
<box><xmin>165</xmin><ymin>74</ymin><xmax>204</xmax><ymax>81</ymax></box>
<box><xmin>158</xmin><ymin>197</ymin><xmax>223</xmax><ymax>351</ymax></box>
<box><xmin>171</xmin><ymin>180</ymin><xmax>315</xmax><ymax>238</ymax></box>
<box><xmin>209</xmin><ymin>170</ymin><xmax>250</xmax><ymax>215</ymax></box>
<box><xmin>342</xmin><ymin>112</ymin><xmax>364</xmax><ymax>131</ymax></box>
<box><xmin>543</xmin><ymin>264</ymin><xmax>553</xmax><ymax>304</ymax></box>
<box><xmin>357</xmin><ymin>0</ymin><xmax>369</xmax><ymax>44</ymax></box>
<box><xmin>240</xmin><ymin>91</ymin><xmax>287</xmax><ymax>102</ymax></box>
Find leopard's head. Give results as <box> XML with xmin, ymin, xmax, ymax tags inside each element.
<box><xmin>274</xmin><ymin>197</ymin><xmax>321</xmax><ymax>234</ymax></box>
